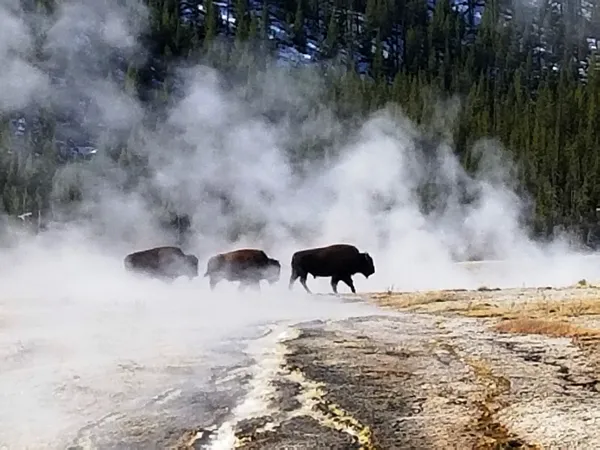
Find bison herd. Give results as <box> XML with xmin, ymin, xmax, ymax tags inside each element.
<box><xmin>123</xmin><ymin>243</ymin><xmax>375</xmax><ymax>294</ymax></box>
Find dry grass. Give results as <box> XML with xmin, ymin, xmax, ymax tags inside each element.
<box><xmin>492</xmin><ymin>318</ymin><xmax>600</xmax><ymax>338</ymax></box>
<box><xmin>461</xmin><ymin>297</ymin><xmax>600</xmax><ymax>320</ymax></box>
<box><xmin>468</xmin><ymin>301</ymin><xmax>600</xmax><ymax>323</ymax></box>
<box><xmin>365</xmin><ymin>285</ymin><xmax>600</xmax><ymax>321</ymax></box>
<box><xmin>369</xmin><ymin>289</ymin><xmax>465</xmax><ymax>309</ymax></box>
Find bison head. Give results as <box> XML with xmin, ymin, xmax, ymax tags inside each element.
<box><xmin>265</xmin><ymin>258</ymin><xmax>281</xmax><ymax>285</ymax></box>
<box><xmin>185</xmin><ymin>254</ymin><xmax>199</xmax><ymax>279</ymax></box>
<box><xmin>359</xmin><ymin>252</ymin><xmax>375</xmax><ymax>278</ymax></box>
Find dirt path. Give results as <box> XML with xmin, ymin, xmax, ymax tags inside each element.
<box><xmin>197</xmin><ymin>285</ymin><xmax>600</xmax><ymax>449</ymax></box>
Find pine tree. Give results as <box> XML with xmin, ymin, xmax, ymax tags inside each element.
<box><xmin>292</xmin><ymin>0</ymin><xmax>306</xmax><ymax>51</ymax></box>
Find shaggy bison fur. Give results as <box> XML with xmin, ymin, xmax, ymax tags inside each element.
<box><xmin>289</xmin><ymin>243</ymin><xmax>375</xmax><ymax>294</ymax></box>
<box><xmin>124</xmin><ymin>246</ymin><xmax>199</xmax><ymax>282</ymax></box>
<box><xmin>204</xmin><ymin>248</ymin><xmax>281</xmax><ymax>291</ymax></box>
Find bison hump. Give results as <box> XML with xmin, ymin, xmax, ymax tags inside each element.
<box><xmin>225</xmin><ymin>249</ymin><xmax>268</xmax><ymax>264</ymax></box>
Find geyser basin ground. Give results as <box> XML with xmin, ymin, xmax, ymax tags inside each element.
<box><xmin>2</xmin><ymin>255</ymin><xmax>600</xmax><ymax>448</ymax></box>
<box><xmin>218</xmin><ymin>283</ymin><xmax>600</xmax><ymax>449</ymax></box>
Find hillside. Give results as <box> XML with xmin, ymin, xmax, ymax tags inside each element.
<box><xmin>180</xmin><ymin>0</ymin><xmax>600</xmax><ymax>78</ymax></box>
<box><xmin>1</xmin><ymin>0</ymin><xmax>600</xmax><ymax>247</ymax></box>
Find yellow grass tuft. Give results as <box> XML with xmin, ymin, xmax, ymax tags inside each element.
<box><xmin>370</xmin><ymin>290</ymin><xmax>462</xmax><ymax>309</ymax></box>
<box><xmin>464</xmin><ymin>298</ymin><xmax>600</xmax><ymax>320</ymax></box>
<box><xmin>492</xmin><ymin>318</ymin><xmax>600</xmax><ymax>338</ymax></box>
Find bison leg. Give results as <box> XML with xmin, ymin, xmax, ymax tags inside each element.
<box><xmin>341</xmin><ymin>276</ymin><xmax>356</xmax><ymax>294</ymax></box>
<box><xmin>209</xmin><ymin>275</ymin><xmax>220</xmax><ymax>290</ymax></box>
<box><xmin>290</xmin><ymin>268</ymin><xmax>312</xmax><ymax>293</ymax></box>
<box><xmin>288</xmin><ymin>270</ymin><xmax>299</xmax><ymax>290</ymax></box>
<box><xmin>299</xmin><ymin>274</ymin><xmax>312</xmax><ymax>294</ymax></box>
<box><xmin>330</xmin><ymin>276</ymin><xmax>340</xmax><ymax>294</ymax></box>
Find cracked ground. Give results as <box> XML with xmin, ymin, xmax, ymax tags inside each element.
<box><xmin>203</xmin><ymin>285</ymin><xmax>600</xmax><ymax>449</ymax></box>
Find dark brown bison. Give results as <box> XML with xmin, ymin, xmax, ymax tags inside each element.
<box><xmin>289</xmin><ymin>244</ymin><xmax>375</xmax><ymax>294</ymax></box>
<box><xmin>204</xmin><ymin>248</ymin><xmax>281</xmax><ymax>291</ymax></box>
<box><xmin>124</xmin><ymin>246</ymin><xmax>199</xmax><ymax>282</ymax></box>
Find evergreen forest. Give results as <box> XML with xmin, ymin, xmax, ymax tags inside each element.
<box><xmin>3</xmin><ymin>0</ymin><xmax>600</xmax><ymax>249</ymax></box>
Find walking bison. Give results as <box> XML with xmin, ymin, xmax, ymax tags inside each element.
<box><xmin>204</xmin><ymin>248</ymin><xmax>281</xmax><ymax>291</ymax></box>
<box><xmin>289</xmin><ymin>244</ymin><xmax>375</xmax><ymax>294</ymax></box>
<box><xmin>124</xmin><ymin>246</ymin><xmax>199</xmax><ymax>282</ymax></box>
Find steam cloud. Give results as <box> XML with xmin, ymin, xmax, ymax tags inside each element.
<box><xmin>1</xmin><ymin>0</ymin><xmax>598</xmax><ymax>448</ymax></box>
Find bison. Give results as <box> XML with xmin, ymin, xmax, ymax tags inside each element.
<box><xmin>289</xmin><ymin>244</ymin><xmax>375</xmax><ymax>294</ymax></box>
<box><xmin>204</xmin><ymin>248</ymin><xmax>281</xmax><ymax>291</ymax></box>
<box><xmin>124</xmin><ymin>246</ymin><xmax>199</xmax><ymax>282</ymax></box>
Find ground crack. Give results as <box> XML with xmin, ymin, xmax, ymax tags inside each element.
<box><xmin>498</xmin><ymin>340</ymin><xmax>600</xmax><ymax>393</ymax></box>
<box><xmin>464</xmin><ymin>355</ymin><xmax>541</xmax><ymax>450</ymax></box>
